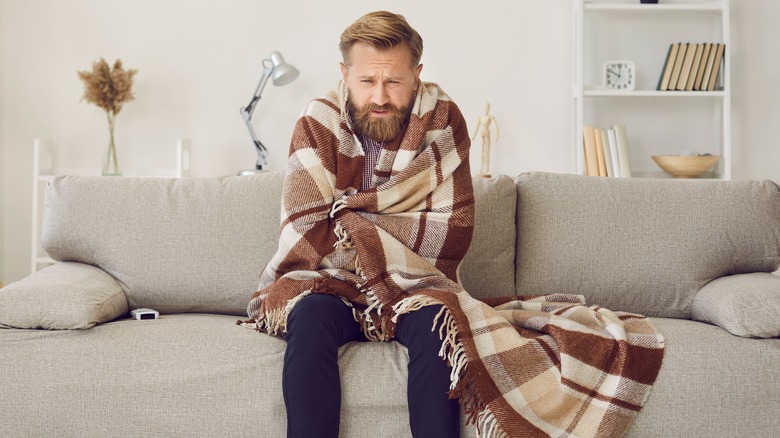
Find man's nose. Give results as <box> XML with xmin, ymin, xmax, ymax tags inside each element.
<box><xmin>371</xmin><ymin>83</ymin><xmax>389</xmax><ymax>106</ymax></box>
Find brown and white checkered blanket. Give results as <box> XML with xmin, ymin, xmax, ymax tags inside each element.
<box><xmin>242</xmin><ymin>81</ymin><xmax>665</xmax><ymax>437</ymax></box>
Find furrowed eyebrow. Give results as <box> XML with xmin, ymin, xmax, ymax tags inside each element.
<box><xmin>356</xmin><ymin>74</ymin><xmax>405</xmax><ymax>82</ymax></box>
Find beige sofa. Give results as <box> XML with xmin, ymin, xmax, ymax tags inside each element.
<box><xmin>2</xmin><ymin>171</ymin><xmax>780</xmax><ymax>437</ymax></box>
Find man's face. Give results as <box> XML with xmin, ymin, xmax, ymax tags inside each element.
<box><xmin>340</xmin><ymin>41</ymin><xmax>423</xmax><ymax>142</ymax></box>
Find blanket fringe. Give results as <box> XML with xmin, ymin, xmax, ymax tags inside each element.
<box><xmin>391</xmin><ymin>294</ymin><xmax>441</xmax><ymax>321</ymax></box>
<box><xmin>476</xmin><ymin>408</ymin><xmax>508</xmax><ymax>438</ymax></box>
<box><xmin>330</xmin><ymin>198</ymin><xmax>354</xmax><ymax>252</ymax></box>
<box><xmin>329</xmin><ymin>196</ymin><xmax>348</xmax><ymax>218</ymax></box>
<box><xmin>434</xmin><ymin>305</ymin><xmax>468</xmax><ymax>391</ymax></box>
<box><xmin>393</xmin><ymin>295</ymin><xmax>468</xmax><ymax>390</ymax></box>
<box><xmin>240</xmin><ymin>290</ymin><xmax>312</xmax><ymax>336</ymax></box>
<box><xmin>332</xmin><ymin>222</ymin><xmax>354</xmax><ymax>249</ymax></box>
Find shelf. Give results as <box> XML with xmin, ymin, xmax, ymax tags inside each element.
<box><xmin>573</xmin><ymin>0</ymin><xmax>731</xmax><ymax>180</ymax></box>
<box><xmin>582</xmin><ymin>88</ymin><xmax>726</xmax><ymax>97</ymax></box>
<box><xmin>583</xmin><ymin>2</ymin><xmax>724</xmax><ymax>12</ymax></box>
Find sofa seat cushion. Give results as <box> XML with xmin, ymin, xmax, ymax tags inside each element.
<box><xmin>515</xmin><ymin>172</ymin><xmax>780</xmax><ymax>318</ymax></box>
<box><xmin>626</xmin><ymin>318</ymin><xmax>780</xmax><ymax>437</ymax></box>
<box><xmin>0</xmin><ymin>313</ymin><xmax>477</xmax><ymax>437</ymax></box>
<box><xmin>0</xmin><ymin>262</ymin><xmax>127</xmax><ymax>329</ymax></box>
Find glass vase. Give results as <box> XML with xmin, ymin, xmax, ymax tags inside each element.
<box><xmin>102</xmin><ymin>140</ymin><xmax>121</xmax><ymax>176</ymax></box>
<box><xmin>102</xmin><ymin>115</ymin><xmax>121</xmax><ymax>176</ymax></box>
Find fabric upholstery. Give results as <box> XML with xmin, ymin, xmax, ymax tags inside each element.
<box><xmin>0</xmin><ymin>313</ymin><xmax>427</xmax><ymax>437</ymax></box>
<box><xmin>691</xmin><ymin>272</ymin><xmax>780</xmax><ymax>338</ymax></box>
<box><xmin>625</xmin><ymin>318</ymin><xmax>780</xmax><ymax>437</ymax></box>
<box><xmin>40</xmin><ymin>172</ymin><xmax>515</xmax><ymax>317</ymax></box>
<box><xmin>42</xmin><ymin>173</ymin><xmax>285</xmax><ymax>316</ymax></box>
<box><xmin>1</xmin><ymin>314</ymin><xmax>776</xmax><ymax>437</ymax></box>
<box><xmin>0</xmin><ymin>262</ymin><xmax>126</xmax><ymax>329</ymax></box>
<box><xmin>514</xmin><ymin>172</ymin><xmax>780</xmax><ymax>318</ymax></box>
<box><xmin>3</xmin><ymin>170</ymin><xmax>775</xmax><ymax>437</ymax></box>
<box><xmin>460</xmin><ymin>175</ymin><xmax>516</xmax><ymax>299</ymax></box>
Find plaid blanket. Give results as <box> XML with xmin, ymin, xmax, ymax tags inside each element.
<box><xmin>242</xmin><ymin>81</ymin><xmax>664</xmax><ymax>437</ymax></box>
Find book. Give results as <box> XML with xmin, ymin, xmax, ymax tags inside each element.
<box><xmin>668</xmin><ymin>43</ymin><xmax>688</xmax><ymax>91</ymax></box>
<box><xmin>700</xmin><ymin>43</ymin><xmax>719</xmax><ymax>91</ymax></box>
<box><xmin>594</xmin><ymin>128</ymin><xmax>607</xmax><ymax>177</ymax></box>
<box><xmin>582</xmin><ymin>125</ymin><xmax>599</xmax><ymax>177</ymax></box>
<box><xmin>684</xmin><ymin>43</ymin><xmax>704</xmax><ymax>91</ymax></box>
<box><xmin>706</xmin><ymin>43</ymin><xmax>726</xmax><ymax>91</ymax></box>
<box><xmin>693</xmin><ymin>43</ymin><xmax>712</xmax><ymax>90</ymax></box>
<box><xmin>613</xmin><ymin>125</ymin><xmax>632</xmax><ymax>178</ymax></box>
<box><xmin>676</xmin><ymin>43</ymin><xmax>698</xmax><ymax>90</ymax></box>
<box><xmin>601</xmin><ymin>128</ymin><xmax>614</xmax><ymax>177</ymax></box>
<box><xmin>607</xmin><ymin>127</ymin><xmax>621</xmax><ymax>178</ymax></box>
<box><xmin>657</xmin><ymin>43</ymin><xmax>679</xmax><ymax>91</ymax></box>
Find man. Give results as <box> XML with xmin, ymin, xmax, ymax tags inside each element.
<box><xmin>243</xmin><ymin>10</ymin><xmax>664</xmax><ymax>438</ymax></box>
<box><xmin>245</xmin><ymin>10</ymin><xmax>473</xmax><ymax>438</ymax></box>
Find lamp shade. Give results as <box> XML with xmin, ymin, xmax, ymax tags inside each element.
<box><xmin>269</xmin><ymin>51</ymin><xmax>299</xmax><ymax>86</ymax></box>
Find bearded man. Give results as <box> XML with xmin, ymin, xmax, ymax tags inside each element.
<box><xmin>245</xmin><ymin>10</ymin><xmax>471</xmax><ymax>438</ymax></box>
<box><xmin>244</xmin><ymin>9</ymin><xmax>666</xmax><ymax>438</ymax></box>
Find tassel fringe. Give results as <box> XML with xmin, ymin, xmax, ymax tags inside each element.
<box><xmin>476</xmin><ymin>408</ymin><xmax>508</xmax><ymax>438</ymax></box>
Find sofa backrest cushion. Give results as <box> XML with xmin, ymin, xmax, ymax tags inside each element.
<box><xmin>460</xmin><ymin>175</ymin><xmax>517</xmax><ymax>299</ymax></box>
<box><xmin>43</xmin><ymin>173</ymin><xmax>285</xmax><ymax>316</ymax></box>
<box><xmin>514</xmin><ymin>172</ymin><xmax>780</xmax><ymax>318</ymax></box>
<box><xmin>42</xmin><ymin>173</ymin><xmax>516</xmax><ymax>315</ymax></box>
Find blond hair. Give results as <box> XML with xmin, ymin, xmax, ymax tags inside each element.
<box><xmin>339</xmin><ymin>11</ymin><xmax>423</xmax><ymax>68</ymax></box>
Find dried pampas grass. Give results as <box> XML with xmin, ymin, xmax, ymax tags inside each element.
<box><xmin>78</xmin><ymin>58</ymin><xmax>137</xmax><ymax>175</ymax></box>
<box><xmin>78</xmin><ymin>58</ymin><xmax>137</xmax><ymax>115</ymax></box>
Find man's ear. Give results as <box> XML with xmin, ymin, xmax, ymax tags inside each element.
<box><xmin>414</xmin><ymin>63</ymin><xmax>423</xmax><ymax>87</ymax></box>
<box><xmin>340</xmin><ymin>62</ymin><xmax>349</xmax><ymax>84</ymax></box>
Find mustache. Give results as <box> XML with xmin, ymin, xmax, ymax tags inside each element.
<box><xmin>362</xmin><ymin>103</ymin><xmax>396</xmax><ymax>113</ymax></box>
<box><xmin>346</xmin><ymin>95</ymin><xmax>414</xmax><ymax>142</ymax></box>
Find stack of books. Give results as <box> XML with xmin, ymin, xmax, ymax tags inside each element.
<box><xmin>657</xmin><ymin>42</ymin><xmax>726</xmax><ymax>91</ymax></box>
<box><xmin>582</xmin><ymin>125</ymin><xmax>632</xmax><ymax>177</ymax></box>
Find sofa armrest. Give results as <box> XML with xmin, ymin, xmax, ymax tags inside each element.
<box><xmin>691</xmin><ymin>272</ymin><xmax>780</xmax><ymax>338</ymax></box>
<box><xmin>0</xmin><ymin>262</ymin><xmax>127</xmax><ymax>330</ymax></box>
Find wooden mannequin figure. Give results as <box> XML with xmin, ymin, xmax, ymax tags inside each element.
<box><xmin>471</xmin><ymin>102</ymin><xmax>499</xmax><ymax>178</ymax></box>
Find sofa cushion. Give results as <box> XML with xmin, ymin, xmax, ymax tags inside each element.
<box><xmin>514</xmin><ymin>172</ymin><xmax>780</xmax><ymax>318</ymax></box>
<box><xmin>42</xmin><ymin>173</ymin><xmax>285</xmax><ymax>316</ymax></box>
<box><xmin>625</xmin><ymin>318</ymin><xmax>780</xmax><ymax>437</ymax></box>
<box><xmin>0</xmin><ymin>262</ymin><xmax>127</xmax><ymax>329</ymax></box>
<box><xmin>691</xmin><ymin>272</ymin><xmax>780</xmax><ymax>338</ymax></box>
<box><xmin>42</xmin><ymin>173</ymin><xmax>515</xmax><ymax>315</ymax></box>
<box><xmin>0</xmin><ymin>313</ymin><xmax>407</xmax><ymax>437</ymax></box>
<box><xmin>0</xmin><ymin>313</ymin><xmax>478</xmax><ymax>437</ymax></box>
<box><xmin>460</xmin><ymin>175</ymin><xmax>517</xmax><ymax>299</ymax></box>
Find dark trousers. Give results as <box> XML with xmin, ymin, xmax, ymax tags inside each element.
<box><xmin>283</xmin><ymin>294</ymin><xmax>460</xmax><ymax>438</ymax></box>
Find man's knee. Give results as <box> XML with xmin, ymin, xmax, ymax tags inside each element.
<box><xmin>286</xmin><ymin>293</ymin><xmax>362</xmax><ymax>346</ymax></box>
<box><xmin>396</xmin><ymin>304</ymin><xmax>445</xmax><ymax>348</ymax></box>
<box><xmin>288</xmin><ymin>294</ymin><xmax>341</xmax><ymax>330</ymax></box>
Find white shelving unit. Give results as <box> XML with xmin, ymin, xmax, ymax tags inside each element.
<box><xmin>573</xmin><ymin>0</ymin><xmax>731</xmax><ymax>179</ymax></box>
<box><xmin>31</xmin><ymin>139</ymin><xmax>192</xmax><ymax>273</ymax></box>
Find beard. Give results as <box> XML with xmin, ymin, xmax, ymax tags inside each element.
<box><xmin>347</xmin><ymin>94</ymin><xmax>413</xmax><ymax>143</ymax></box>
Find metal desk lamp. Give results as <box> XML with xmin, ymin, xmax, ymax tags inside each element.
<box><xmin>239</xmin><ymin>51</ymin><xmax>299</xmax><ymax>174</ymax></box>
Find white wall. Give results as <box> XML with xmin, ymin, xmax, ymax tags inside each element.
<box><xmin>2</xmin><ymin>0</ymin><xmax>779</xmax><ymax>284</ymax></box>
<box><xmin>0</xmin><ymin>0</ymin><xmax>4</xmax><ymax>286</ymax></box>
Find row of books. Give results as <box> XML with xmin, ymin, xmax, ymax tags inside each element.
<box><xmin>582</xmin><ymin>125</ymin><xmax>632</xmax><ymax>178</ymax></box>
<box><xmin>657</xmin><ymin>42</ymin><xmax>726</xmax><ymax>92</ymax></box>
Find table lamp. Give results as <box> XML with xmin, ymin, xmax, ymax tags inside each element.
<box><xmin>239</xmin><ymin>51</ymin><xmax>299</xmax><ymax>174</ymax></box>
